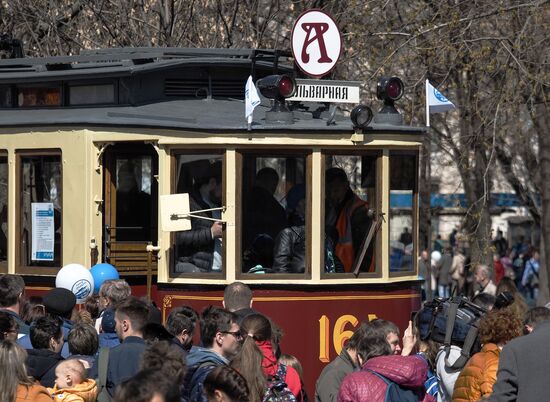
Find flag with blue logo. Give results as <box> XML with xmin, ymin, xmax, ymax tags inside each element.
<box><xmin>426</xmin><ymin>80</ymin><xmax>456</xmax><ymax>127</ymax></box>
<box><xmin>245</xmin><ymin>75</ymin><xmax>261</xmax><ymax>126</ymax></box>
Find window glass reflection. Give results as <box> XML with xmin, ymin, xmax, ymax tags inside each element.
<box><xmin>174</xmin><ymin>155</ymin><xmax>223</xmax><ymax>274</ymax></box>
<box><xmin>242</xmin><ymin>155</ymin><xmax>306</xmax><ymax>274</ymax></box>
<box><xmin>389</xmin><ymin>153</ymin><xmax>417</xmax><ymax>272</ymax></box>
<box><xmin>325</xmin><ymin>154</ymin><xmax>377</xmax><ymax>274</ymax></box>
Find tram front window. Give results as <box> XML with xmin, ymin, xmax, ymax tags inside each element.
<box><xmin>241</xmin><ymin>154</ymin><xmax>307</xmax><ymax>274</ymax></box>
<box><xmin>324</xmin><ymin>154</ymin><xmax>378</xmax><ymax>274</ymax></box>
<box><xmin>174</xmin><ymin>154</ymin><xmax>224</xmax><ymax>274</ymax></box>
<box><xmin>0</xmin><ymin>155</ymin><xmax>7</xmax><ymax>263</ymax></box>
<box><xmin>389</xmin><ymin>152</ymin><xmax>417</xmax><ymax>273</ymax></box>
<box><xmin>19</xmin><ymin>154</ymin><xmax>62</xmax><ymax>267</ymax></box>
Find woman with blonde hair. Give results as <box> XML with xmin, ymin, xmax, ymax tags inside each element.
<box><xmin>231</xmin><ymin>314</ymin><xmax>302</xmax><ymax>402</ymax></box>
<box><xmin>496</xmin><ymin>276</ymin><xmax>528</xmax><ymax>319</ymax></box>
<box><xmin>0</xmin><ymin>340</ymin><xmax>52</xmax><ymax>401</ymax></box>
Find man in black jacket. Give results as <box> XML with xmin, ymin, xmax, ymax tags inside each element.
<box><xmin>272</xmin><ymin>184</ymin><xmax>306</xmax><ymax>274</ymax></box>
<box><xmin>490</xmin><ymin>309</ymin><xmax>550</xmax><ymax>401</ymax></box>
<box><xmin>25</xmin><ymin>316</ymin><xmax>65</xmax><ymax>387</ymax></box>
<box><xmin>175</xmin><ymin>161</ymin><xmax>223</xmax><ymax>273</ymax></box>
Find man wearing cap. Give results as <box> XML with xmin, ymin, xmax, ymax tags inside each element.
<box><xmin>98</xmin><ymin>308</ymin><xmax>120</xmax><ymax>349</ymax></box>
<box><xmin>18</xmin><ymin>287</ymin><xmax>76</xmax><ymax>358</ymax></box>
<box><xmin>0</xmin><ymin>273</ymin><xmax>29</xmax><ymax>336</ymax></box>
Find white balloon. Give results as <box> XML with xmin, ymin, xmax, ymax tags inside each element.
<box><xmin>431</xmin><ymin>250</ymin><xmax>442</xmax><ymax>263</ymax></box>
<box><xmin>55</xmin><ymin>263</ymin><xmax>95</xmax><ymax>304</ymax></box>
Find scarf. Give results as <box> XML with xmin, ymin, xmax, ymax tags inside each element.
<box><xmin>256</xmin><ymin>340</ymin><xmax>278</xmax><ymax>377</ymax></box>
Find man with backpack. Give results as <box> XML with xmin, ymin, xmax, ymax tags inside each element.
<box><xmin>183</xmin><ymin>306</ymin><xmax>242</xmax><ymax>402</ymax></box>
<box><xmin>92</xmin><ymin>296</ymin><xmax>149</xmax><ymax>401</ymax></box>
<box><xmin>337</xmin><ymin>320</ymin><xmax>432</xmax><ymax>402</ymax></box>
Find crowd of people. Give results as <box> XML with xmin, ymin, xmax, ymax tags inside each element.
<box><xmin>420</xmin><ymin>230</ymin><xmax>541</xmax><ymax>306</ymax></box>
<box><xmin>1</xmin><ymin>271</ymin><xmax>550</xmax><ymax>402</ymax></box>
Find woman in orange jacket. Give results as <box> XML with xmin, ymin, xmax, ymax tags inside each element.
<box><xmin>0</xmin><ymin>340</ymin><xmax>53</xmax><ymax>402</ymax></box>
<box><xmin>452</xmin><ymin>309</ymin><xmax>523</xmax><ymax>402</ymax></box>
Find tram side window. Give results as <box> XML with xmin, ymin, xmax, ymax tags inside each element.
<box><xmin>173</xmin><ymin>154</ymin><xmax>224</xmax><ymax>274</ymax></box>
<box><xmin>241</xmin><ymin>155</ymin><xmax>307</xmax><ymax>274</ymax></box>
<box><xmin>389</xmin><ymin>152</ymin><xmax>417</xmax><ymax>272</ymax></box>
<box><xmin>324</xmin><ymin>154</ymin><xmax>378</xmax><ymax>274</ymax></box>
<box><xmin>17</xmin><ymin>86</ymin><xmax>61</xmax><ymax>107</ymax></box>
<box><xmin>0</xmin><ymin>155</ymin><xmax>7</xmax><ymax>263</ymax></box>
<box><xmin>19</xmin><ymin>154</ymin><xmax>62</xmax><ymax>267</ymax></box>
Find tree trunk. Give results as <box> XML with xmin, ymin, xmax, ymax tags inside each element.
<box><xmin>535</xmin><ymin>102</ymin><xmax>550</xmax><ymax>306</ymax></box>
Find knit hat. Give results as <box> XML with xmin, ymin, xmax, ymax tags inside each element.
<box><xmin>101</xmin><ymin>308</ymin><xmax>116</xmax><ymax>333</ymax></box>
<box><xmin>43</xmin><ymin>288</ymin><xmax>76</xmax><ymax>318</ymax></box>
<box><xmin>285</xmin><ymin>184</ymin><xmax>305</xmax><ymax>212</ymax></box>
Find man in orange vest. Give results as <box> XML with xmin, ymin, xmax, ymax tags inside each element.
<box><xmin>325</xmin><ymin>168</ymin><xmax>373</xmax><ymax>273</ymax></box>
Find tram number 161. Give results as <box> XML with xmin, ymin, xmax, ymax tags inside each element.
<box><xmin>319</xmin><ymin>314</ymin><xmax>378</xmax><ymax>362</ymax></box>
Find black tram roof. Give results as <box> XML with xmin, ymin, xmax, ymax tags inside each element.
<box><xmin>0</xmin><ymin>47</ymin><xmax>425</xmax><ymax>134</ymax></box>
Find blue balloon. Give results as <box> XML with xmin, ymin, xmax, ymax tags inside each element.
<box><xmin>90</xmin><ymin>263</ymin><xmax>119</xmax><ymax>293</ymax></box>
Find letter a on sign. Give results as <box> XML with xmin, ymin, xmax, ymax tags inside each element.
<box><xmin>291</xmin><ymin>9</ymin><xmax>342</xmax><ymax>78</ymax></box>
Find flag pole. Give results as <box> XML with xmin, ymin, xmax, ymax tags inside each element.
<box><xmin>425</xmin><ymin>79</ymin><xmax>430</xmax><ymax>128</ymax></box>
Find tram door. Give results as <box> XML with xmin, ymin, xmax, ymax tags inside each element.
<box><xmin>103</xmin><ymin>144</ymin><xmax>158</xmax><ymax>274</ymax></box>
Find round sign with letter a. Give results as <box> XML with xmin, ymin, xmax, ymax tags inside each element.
<box><xmin>291</xmin><ymin>9</ymin><xmax>342</xmax><ymax>78</ymax></box>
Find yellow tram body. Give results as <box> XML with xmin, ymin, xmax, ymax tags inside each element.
<box><xmin>0</xmin><ymin>48</ymin><xmax>425</xmax><ymax>392</ymax></box>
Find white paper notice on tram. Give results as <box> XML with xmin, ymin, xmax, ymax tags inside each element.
<box><xmin>31</xmin><ymin>202</ymin><xmax>55</xmax><ymax>261</ymax></box>
<box><xmin>287</xmin><ymin>79</ymin><xmax>361</xmax><ymax>103</ymax></box>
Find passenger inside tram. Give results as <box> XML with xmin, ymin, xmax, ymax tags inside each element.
<box><xmin>175</xmin><ymin>159</ymin><xmax>223</xmax><ymax>273</ymax></box>
<box><xmin>242</xmin><ymin>167</ymin><xmax>288</xmax><ymax>272</ymax></box>
<box><xmin>325</xmin><ymin>167</ymin><xmax>374</xmax><ymax>273</ymax></box>
<box><xmin>115</xmin><ymin>162</ymin><xmax>152</xmax><ymax>242</ymax></box>
<box><xmin>272</xmin><ymin>184</ymin><xmax>306</xmax><ymax>274</ymax></box>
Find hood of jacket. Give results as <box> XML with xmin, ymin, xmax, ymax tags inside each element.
<box><xmin>364</xmin><ymin>354</ymin><xmax>428</xmax><ymax>388</ymax></box>
<box><xmin>26</xmin><ymin>348</ymin><xmax>64</xmax><ymax>380</ymax></box>
<box><xmin>49</xmin><ymin>378</ymin><xmax>97</xmax><ymax>402</ymax></box>
<box><xmin>186</xmin><ymin>346</ymin><xmax>228</xmax><ymax>368</ymax></box>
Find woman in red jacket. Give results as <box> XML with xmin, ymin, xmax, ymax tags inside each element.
<box><xmin>231</xmin><ymin>313</ymin><xmax>302</xmax><ymax>402</ymax></box>
<box><xmin>337</xmin><ymin>322</ymin><xmax>433</xmax><ymax>402</ymax></box>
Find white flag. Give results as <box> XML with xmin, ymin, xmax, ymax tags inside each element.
<box><xmin>426</xmin><ymin>79</ymin><xmax>456</xmax><ymax>127</ymax></box>
<box><xmin>245</xmin><ymin>75</ymin><xmax>261</xmax><ymax>125</ymax></box>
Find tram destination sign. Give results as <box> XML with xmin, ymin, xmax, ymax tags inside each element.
<box><xmin>287</xmin><ymin>79</ymin><xmax>361</xmax><ymax>103</ymax></box>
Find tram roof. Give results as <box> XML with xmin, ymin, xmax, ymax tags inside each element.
<box><xmin>0</xmin><ymin>47</ymin><xmax>425</xmax><ymax>134</ymax></box>
<box><xmin>0</xmin><ymin>98</ymin><xmax>424</xmax><ymax>133</ymax></box>
<box><xmin>0</xmin><ymin>48</ymin><xmax>292</xmax><ymax>81</ymax></box>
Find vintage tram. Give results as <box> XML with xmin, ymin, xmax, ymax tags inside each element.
<box><xmin>0</xmin><ymin>47</ymin><xmax>424</xmax><ymax>393</ymax></box>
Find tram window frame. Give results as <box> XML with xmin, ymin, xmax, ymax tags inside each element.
<box><xmin>169</xmin><ymin>149</ymin><xmax>226</xmax><ymax>280</ymax></box>
<box><xmin>236</xmin><ymin>150</ymin><xmax>312</xmax><ymax>280</ymax></box>
<box><xmin>0</xmin><ymin>151</ymin><xmax>7</xmax><ymax>272</ymax></box>
<box><xmin>320</xmin><ymin>151</ymin><xmax>383</xmax><ymax>279</ymax></box>
<box><xmin>16</xmin><ymin>84</ymin><xmax>62</xmax><ymax>108</ymax></box>
<box><xmin>388</xmin><ymin>150</ymin><xmax>419</xmax><ymax>277</ymax></box>
<box><xmin>67</xmin><ymin>80</ymin><xmax>117</xmax><ymax>106</ymax></box>
<box><xmin>15</xmin><ymin>150</ymin><xmax>63</xmax><ymax>275</ymax></box>
<box><xmin>0</xmin><ymin>86</ymin><xmax>13</xmax><ymax>108</ymax></box>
